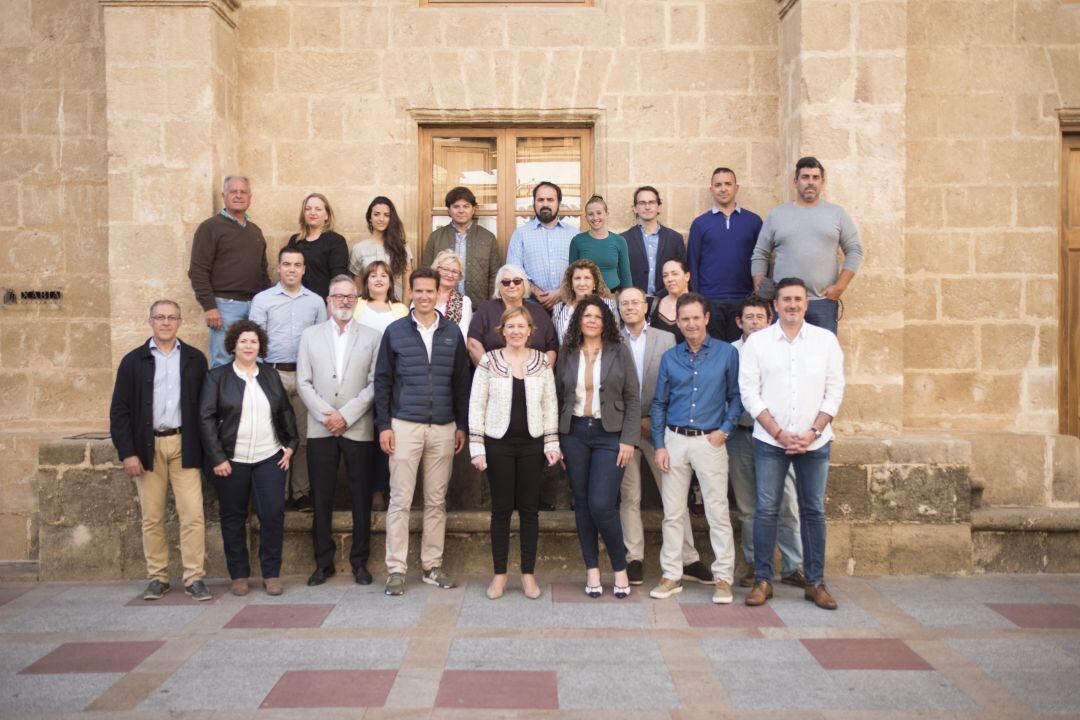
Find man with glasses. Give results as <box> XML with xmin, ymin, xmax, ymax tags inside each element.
<box><xmin>621</xmin><ymin>186</ymin><xmax>687</xmax><ymax>309</ymax></box>
<box><xmin>109</xmin><ymin>300</ymin><xmax>210</xmax><ymax>601</ymax></box>
<box><xmin>421</xmin><ymin>186</ymin><xmax>503</xmax><ymax>307</ymax></box>
<box><xmin>376</xmin><ymin>268</ymin><xmax>472</xmax><ymax>595</ymax></box>
<box><xmin>506</xmin><ymin>181</ymin><xmax>578</xmax><ymax>310</ymax></box>
<box><xmin>249</xmin><ymin>247</ymin><xmax>326</xmax><ymax>511</ymax></box>
<box><xmin>188</xmin><ymin>174</ymin><xmax>271</xmax><ymax>367</ymax></box>
<box><xmin>296</xmin><ymin>275</ymin><xmax>383</xmax><ymax>586</ymax></box>
<box><xmin>617</xmin><ymin>287</ymin><xmax>711</xmax><ymax>586</ymax></box>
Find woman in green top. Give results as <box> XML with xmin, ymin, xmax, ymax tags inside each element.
<box><xmin>569</xmin><ymin>195</ymin><xmax>633</xmax><ymax>292</ymax></box>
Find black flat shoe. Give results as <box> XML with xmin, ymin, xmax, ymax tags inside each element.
<box><xmin>307</xmin><ymin>567</ymin><xmax>335</xmax><ymax>586</ymax></box>
<box><xmin>354</xmin><ymin>566</ymin><xmax>373</xmax><ymax>585</ymax></box>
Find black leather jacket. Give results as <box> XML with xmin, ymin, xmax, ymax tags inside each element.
<box><xmin>199</xmin><ymin>363</ymin><xmax>298</xmax><ymax>466</ymax></box>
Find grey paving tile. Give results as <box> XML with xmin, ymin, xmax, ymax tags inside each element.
<box><xmin>176</xmin><ymin>638</ymin><xmax>409</xmax><ymax>669</ymax></box>
<box><xmin>701</xmin><ymin>637</ymin><xmax>819</xmax><ymax>666</ymax></box>
<box><xmin>557</xmin><ymin>663</ymin><xmax>679</xmax><ymax>710</ymax></box>
<box><xmin>0</xmin><ymin>671</ymin><xmax>122</xmax><ymax>714</ymax></box>
<box><xmin>991</xmin><ymin>670</ymin><xmax>1080</xmax><ymax>712</ymax></box>
<box><xmin>0</xmin><ymin>642</ymin><xmax>58</xmax><ymax>672</ymax></box>
<box><xmin>323</xmin><ymin>586</ymin><xmax>427</xmax><ymax>628</ymax></box>
<box><xmin>886</xmin><ymin>599</ymin><xmax>1017</xmax><ymax>629</ymax></box>
<box><xmin>248</xmin><ymin>581</ymin><xmax>352</xmax><ymax>604</ymax></box>
<box><xmin>139</xmin><ymin>664</ymin><xmax>283</xmax><ymax>711</ymax></box>
<box><xmin>769</xmin><ymin>594</ymin><xmax>878</xmax><ymax>628</ymax></box>
<box><xmin>947</xmin><ymin>638</ymin><xmax>1080</xmax><ymax>673</ymax></box>
<box><xmin>457</xmin><ymin>584</ymin><xmax>647</xmax><ymax>629</ymax></box>
<box><xmin>0</xmin><ymin>606</ymin><xmax>113</xmax><ymax>633</ymax></box>
<box><xmin>872</xmin><ymin>576</ymin><xmax>1053</xmax><ymax>604</ymax></box>
<box><xmin>448</xmin><ymin>638</ymin><xmax>666</xmax><ymax>669</ymax></box>
<box><xmin>827</xmin><ymin>670</ymin><xmax>975</xmax><ymax>710</ymax></box>
<box><xmin>717</xmin><ymin>663</ymin><xmax>849</xmax><ymax>710</ymax></box>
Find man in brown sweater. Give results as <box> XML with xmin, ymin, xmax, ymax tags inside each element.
<box><xmin>187</xmin><ymin>174</ymin><xmax>271</xmax><ymax>367</ymax></box>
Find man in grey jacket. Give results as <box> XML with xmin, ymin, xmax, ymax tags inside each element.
<box><xmin>297</xmin><ymin>275</ymin><xmax>382</xmax><ymax>586</ymax></box>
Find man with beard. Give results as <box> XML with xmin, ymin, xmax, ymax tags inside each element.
<box><xmin>751</xmin><ymin>157</ymin><xmax>863</xmax><ymax>334</ymax></box>
<box><xmin>296</xmin><ymin>275</ymin><xmax>382</xmax><ymax>586</ymax></box>
<box><xmin>506</xmin><ymin>181</ymin><xmax>578</xmax><ymax>310</ymax></box>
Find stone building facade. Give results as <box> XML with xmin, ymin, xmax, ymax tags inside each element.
<box><xmin>1</xmin><ymin>0</ymin><xmax>1078</xmax><ymax>569</ymax></box>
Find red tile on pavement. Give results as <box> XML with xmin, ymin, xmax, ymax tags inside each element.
<box><xmin>681</xmin><ymin>602</ymin><xmax>785</xmax><ymax>628</ymax></box>
<box><xmin>436</xmin><ymin>670</ymin><xmax>559</xmax><ymax>709</ymax></box>
<box><xmin>224</xmin><ymin>604</ymin><xmax>334</xmax><ymax>629</ymax></box>
<box><xmin>20</xmin><ymin>641</ymin><xmax>165</xmax><ymax>674</ymax></box>
<box><xmin>551</xmin><ymin>582</ymin><xmax>641</xmax><ymax>603</ymax></box>
<box><xmin>261</xmin><ymin>669</ymin><xmax>397</xmax><ymax>708</ymax></box>
<box><xmin>0</xmin><ymin>585</ymin><xmax>32</xmax><ymax>607</ymax></box>
<box><xmin>802</xmin><ymin>639</ymin><xmax>932</xmax><ymax>671</ymax></box>
<box><xmin>987</xmin><ymin>603</ymin><xmax>1080</xmax><ymax>629</ymax></box>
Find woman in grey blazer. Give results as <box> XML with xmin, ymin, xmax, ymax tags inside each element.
<box><xmin>555</xmin><ymin>296</ymin><xmax>641</xmax><ymax>598</ymax></box>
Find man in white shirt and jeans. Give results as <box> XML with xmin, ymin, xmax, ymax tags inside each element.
<box><xmin>738</xmin><ymin>277</ymin><xmax>844</xmax><ymax>610</ymax></box>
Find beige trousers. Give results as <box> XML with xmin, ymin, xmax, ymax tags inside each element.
<box><xmin>385</xmin><ymin>419</ymin><xmax>456</xmax><ymax>574</ymax></box>
<box><xmin>278</xmin><ymin>370</ymin><xmax>309</xmax><ymax>498</ymax></box>
<box><xmin>659</xmin><ymin>430</ymin><xmax>735</xmax><ymax>584</ymax></box>
<box><xmin>135</xmin><ymin>434</ymin><xmax>205</xmax><ymax>584</ymax></box>
<box><xmin>620</xmin><ymin>437</ymin><xmax>699</xmax><ymax>564</ymax></box>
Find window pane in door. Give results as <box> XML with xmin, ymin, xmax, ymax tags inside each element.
<box><xmin>514</xmin><ymin>136</ymin><xmax>582</xmax><ymax>212</ymax></box>
<box><xmin>432</xmin><ymin>137</ymin><xmax>498</xmax><ymax>210</ymax></box>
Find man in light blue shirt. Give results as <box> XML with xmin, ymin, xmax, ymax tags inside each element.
<box><xmin>249</xmin><ymin>246</ymin><xmax>326</xmax><ymax>510</ymax></box>
<box><xmin>506</xmin><ymin>181</ymin><xmax>578</xmax><ymax>309</ymax></box>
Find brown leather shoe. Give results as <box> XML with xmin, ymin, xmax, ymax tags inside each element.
<box><xmin>804</xmin><ymin>583</ymin><xmax>838</xmax><ymax>610</ymax></box>
<box><xmin>230</xmin><ymin>578</ymin><xmax>249</xmax><ymax>596</ymax></box>
<box><xmin>781</xmin><ymin>568</ymin><xmax>806</xmax><ymax>589</ymax></box>
<box><xmin>745</xmin><ymin>580</ymin><xmax>773</xmax><ymax>606</ymax></box>
<box><xmin>263</xmin><ymin>578</ymin><xmax>283</xmax><ymax>596</ymax></box>
<box><xmin>738</xmin><ymin>568</ymin><xmax>755</xmax><ymax>588</ymax></box>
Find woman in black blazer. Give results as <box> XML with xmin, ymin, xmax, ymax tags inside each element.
<box><xmin>199</xmin><ymin>320</ymin><xmax>298</xmax><ymax>597</ymax></box>
<box><xmin>287</xmin><ymin>192</ymin><xmax>349</xmax><ymax>300</ymax></box>
<box><xmin>555</xmin><ymin>296</ymin><xmax>641</xmax><ymax>598</ymax></box>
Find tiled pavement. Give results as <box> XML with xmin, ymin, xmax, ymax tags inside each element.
<box><xmin>0</xmin><ymin>573</ymin><xmax>1078</xmax><ymax>718</ymax></box>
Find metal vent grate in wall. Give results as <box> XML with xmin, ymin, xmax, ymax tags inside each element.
<box><xmin>3</xmin><ymin>289</ymin><xmax>64</xmax><ymax>309</ymax></box>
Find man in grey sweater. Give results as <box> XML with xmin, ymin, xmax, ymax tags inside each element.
<box><xmin>750</xmin><ymin>157</ymin><xmax>863</xmax><ymax>334</ymax></box>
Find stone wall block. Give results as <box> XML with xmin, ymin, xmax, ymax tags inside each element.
<box><xmin>969</xmin><ymin>433</ymin><xmax>1049</xmax><ymax>506</ymax></box>
<box><xmin>800</xmin><ymin>1</ymin><xmax>851</xmax><ymax>52</ymax></box>
<box><xmin>903</xmin><ymin>371</ymin><xmax>1021</xmax><ymax>422</ymax></box>
<box><xmin>1022</xmin><ymin>369</ymin><xmax>1056</xmax><ymax>416</ymax></box>
<box><xmin>824</xmin><ymin>465</ymin><xmax>872</xmax><ymax>520</ymax></box>
<box><xmin>903</xmin><ymin>324</ymin><xmax>977</xmax><ymax>370</ymax></box>
<box><xmin>0</xmin><ymin>515</ymin><xmax>30</xmax><ymax>560</ymax></box>
<box><xmin>704</xmin><ymin>2</ymin><xmax>776</xmax><ymax>47</ymax></box>
<box><xmin>1014</xmin><ymin>0</ymin><xmax>1080</xmax><ymax>46</ymax></box>
<box><xmin>1037</xmin><ymin>326</ymin><xmax>1057</xmax><ymax>368</ymax></box>
<box><xmin>905</xmin><ymin>231</ymin><xmax>969</xmax><ymax>275</ymax></box>
<box><xmin>941</xmin><ymin>278</ymin><xmax>1023</xmax><ymax>321</ymax></box>
<box><xmin>289</xmin><ymin>5</ymin><xmax>341</xmax><ymax>50</ymax></box>
<box><xmin>887</xmin><ymin>524</ymin><xmax>972</xmax><ymax>573</ymax></box>
<box><xmin>868</xmin><ymin>465</ymin><xmax>969</xmax><ymax>523</ymax></box>
<box><xmin>857</xmin><ymin>1</ymin><xmax>906</xmax><ymax>50</ymax></box>
<box><xmin>884</xmin><ymin>437</ymin><xmax>970</xmax><ymax>466</ymax></box>
<box><xmin>904</xmin><ymin>277</ymin><xmax>937</xmax><ymax>321</ymax></box>
<box><xmin>38</xmin><ymin>524</ymin><xmax>123</xmax><ymax>581</ymax></box>
<box><xmin>799</xmin><ymin>57</ymin><xmax>853</xmax><ymax>104</ymax></box>
<box><xmin>1051</xmin><ymin>434</ymin><xmax>1080</xmax><ymax>504</ymax></box>
<box><xmin>842</xmin><ymin>326</ymin><xmax>904</xmax><ymax>377</ymax></box>
<box><xmin>56</xmin><ymin>468</ymin><xmax>140</xmax><ymax>525</ymax></box>
<box><xmin>834</xmin><ymin>383</ymin><xmax>903</xmax><ymax>434</ymax></box>
<box><xmin>848</xmin><ymin>524</ymin><xmax>889</xmax><ymax>574</ymax></box>
<box><xmin>38</xmin><ymin>441</ymin><xmax>88</xmax><ymax>467</ymax></box>
<box><xmin>668</xmin><ymin>4</ymin><xmax>702</xmax><ymax>46</ymax></box>
<box><xmin>1016</xmin><ymin>184</ymin><xmax>1057</xmax><ymax>229</ymax></box>
<box><xmin>0</xmin><ymin>372</ymin><xmax>32</xmax><ymax>419</ymax></box>
<box><xmin>823</xmin><ymin>523</ymin><xmax>854</xmax><ymax>575</ymax></box>
<box><xmin>36</xmin><ymin>468</ymin><xmax>61</xmax><ymax>524</ymax></box>
<box><xmin>855</xmin><ymin>56</ymin><xmax>905</xmax><ymax>105</ymax></box>
<box><xmin>972</xmin><ymin>531</ymin><xmax>1047</xmax><ymax>573</ymax></box>
<box><xmin>974</xmin><ymin>231</ymin><xmax>1056</xmax><ymax>275</ymax></box>
<box><xmin>1023</xmin><ymin>278</ymin><xmax>1057</xmax><ymax>320</ymax></box>
<box><xmin>32</xmin><ymin>370</ymin><xmax>113</xmax><ymax>423</ymax></box>
<box><xmin>277</xmin><ymin>51</ymin><xmax>380</xmax><ymax>96</ymax></box>
<box><xmin>980</xmin><ymin>324</ymin><xmax>1036</xmax><ymax>371</ymax></box>
<box><xmin>89</xmin><ymin>443</ymin><xmax>120</xmax><ymax>467</ymax></box>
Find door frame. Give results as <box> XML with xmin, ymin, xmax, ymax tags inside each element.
<box><xmin>1059</xmin><ymin>112</ymin><xmax>1080</xmax><ymax>436</ymax></box>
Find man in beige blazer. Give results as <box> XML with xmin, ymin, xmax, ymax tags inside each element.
<box><xmin>297</xmin><ymin>275</ymin><xmax>382</xmax><ymax>587</ymax></box>
<box><xmin>617</xmin><ymin>287</ymin><xmax>710</xmax><ymax>586</ymax></box>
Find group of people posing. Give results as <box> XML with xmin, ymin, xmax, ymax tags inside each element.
<box><xmin>109</xmin><ymin>155</ymin><xmax>860</xmax><ymax>610</ymax></box>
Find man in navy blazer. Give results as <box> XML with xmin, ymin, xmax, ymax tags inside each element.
<box><xmin>621</xmin><ymin>185</ymin><xmax>687</xmax><ymax>304</ymax></box>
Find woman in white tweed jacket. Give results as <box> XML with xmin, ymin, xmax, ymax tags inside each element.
<box><xmin>469</xmin><ymin>305</ymin><xmax>561</xmax><ymax>601</ymax></box>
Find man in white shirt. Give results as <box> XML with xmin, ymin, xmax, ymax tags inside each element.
<box><xmin>738</xmin><ymin>277</ymin><xmax>845</xmax><ymax>610</ymax></box>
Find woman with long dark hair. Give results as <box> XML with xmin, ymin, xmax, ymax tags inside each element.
<box><xmin>349</xmin><ymin>196</ymin><xmax>412</xmax><ymax>304</ymax></box>
<box><xmin>554</xmin><ymin>296</ymin><xmax>640</xmax><ymax>598</ymax></box>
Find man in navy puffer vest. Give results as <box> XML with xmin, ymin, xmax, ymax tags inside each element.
<box><xmin>375</xmin><ymin>267</ymin><xmax>472</xmax><ymax>596</ymax></box>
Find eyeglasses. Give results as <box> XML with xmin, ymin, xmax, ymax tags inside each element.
<box><xmin>437</xmin><ymin>267</ymin><xmax>461</xmax><ymax>276</ymax></box>
<box><xmin>634</xmin><ymin>199</ymin><xmax>659</xmax><ymax>207</ymax></box>
<box><xmin>618</xmin><ymin>300</ymin><xmax>645</xmax><ymax>308</ymax></box>
<box><xmin>329</xmin><ymin>293</ymin><xmax>358</xmax><ymax>303</ymax></box>
<box><xmin>500</xmin><ymin>278</ymin><xmax>524</xmax><ymax>287</ymax></box>
<box><xmin>150</xmin><ymin>315</ymin><xmax>181</xmax><ymax>323</ymax></box>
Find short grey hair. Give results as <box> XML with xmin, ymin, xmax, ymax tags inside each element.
<box><xmin>328</xmin><ymin>274</ymin><xmax>355</xmax><ymax>294</ymax></box>
<box><xmin>431</xmin><ymin>248</ymin><xmax>463</xmax><ymax>272</ymax></box>
<box><xmin>222</xmin><ymin>174</ymin><xmax>251</xmax><ymax>193</ymax></box>
<box><xmin>148</xmin><ymin>299</ymin><xmax>181</xmax><ymax>317</ymax></box>
<box><xmin>493</xmin><ymin>264</ymin><xmax>531</xmax><ymax>300</ymax></box>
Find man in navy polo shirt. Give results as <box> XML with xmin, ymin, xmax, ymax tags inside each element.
<box><xmin>687</xmin><ymin>167</ymin><xmax>763</xmax><ymax>342</ymax></box>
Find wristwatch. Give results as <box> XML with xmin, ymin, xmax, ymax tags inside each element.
<box><xmin>811</xmin><ymin>426</ymin><xmax>823</xmax><ymax>439</ymax></box>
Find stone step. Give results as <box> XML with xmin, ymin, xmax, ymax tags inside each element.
<box><xmin>972</xmin><ymin>506</ymin><xmax>1080</xmax><ymax>573</ymax></box>
<box><xmin>967</xmin><ymin>433</ymin><xmax>1080</xmax><ymax>507</ymax></box>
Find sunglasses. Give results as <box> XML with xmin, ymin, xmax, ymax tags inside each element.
<box><xmin>500</xmin><ymin>278</ymin><xmax>524</xmax><ymax>287</ymax></box>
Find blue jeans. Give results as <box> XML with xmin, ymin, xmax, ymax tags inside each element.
<box><xmin>213</xmin><ymin>450</ymin><xmax>286</xmax><ymax>580</ymax></box>
<box><xmin>209</xmin><ymin>298</ymin><xmax>251</xmax><ymax>368</ymax></box>
<box><xmin>561</xmin><ymin>417</ymin><xmax>627</xmax><ymax>572</ymax></box>
<box><xmin>753</xmin><ymin>439</ymin><xmax>830</xmax><ymax>586</ymax></box>
<box><xmin>727</xmin><ymin>427</ymin><xmax>802</xmax><ymax>574</ymax></box>
<box><xmin>804</xmin><ymin>298</ymin><xmax>838</xmax><ymax>335</ymax></box>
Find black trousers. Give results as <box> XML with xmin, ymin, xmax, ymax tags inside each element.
<box><xmin>307</xmin><ymin>436</ymin><xmax>374</xmax><ymax>573</ymax></box>
<box><xmin>706</xmin><ymin>297</ymin><xmax>745</xmax><ymax>343</ymax></box>
<box><xmin>213</xmin><ymin>450</ymin><xmax>286</xmax><ymax>580</ymax></box>
<box><xmin>486</xmin><ymin>435</ymin><xmax>544</xmax><ymax>574</ymax></box>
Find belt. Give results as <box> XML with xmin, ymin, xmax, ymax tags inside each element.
<box><xmin>268</xmin><ymin>363</ymin><xmax>297</xmax><ymax>372</ymax></box>
<box><xmin>667</xmin><ymin>425</ymin><xmax>717</xmax><ymax>437</ymax></box>
<box><xmin>154</xmin><ymin>427</ymin><xmax>181</xmax><ymax>437</ymax></box>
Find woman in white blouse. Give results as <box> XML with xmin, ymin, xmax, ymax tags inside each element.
<box><xmin>550</xmin><ymin>259</ymin><xmax>617</xmax><ymax>343</ymax></box>
<box><xmin>429</xmin><ymin>249</ymin><xmax>472</xmax><ymax>338</ymax></box>
<box><xmin>199</xmin><ymin>320</ymin><xmax>297</xmax><ymax>597</ymax></box>
<box><xmin>469</xmin><ymin>305</ymin><xmax>561</xmax><ymax>600</ymax></box>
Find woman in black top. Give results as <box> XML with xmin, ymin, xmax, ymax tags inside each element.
<box><xmin>287</xmin><ymin>193</ymin><xmax>349</xmax><ymax>300</ymax></box>
<box><xmin>648</xmin><ymin>258</ymin><xmax>691</xmax><ymax>344</ymax></box>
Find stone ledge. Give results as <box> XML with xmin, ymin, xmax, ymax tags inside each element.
<box><xmin>971</xmin><ymin>507</ymin><xmax>1080</xmax><ymax>533</ymax></box>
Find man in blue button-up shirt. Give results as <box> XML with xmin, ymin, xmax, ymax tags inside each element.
<box><xmin>649</xmin><ymin>292</ymin><xmax>742</xmax><ymax>604</ymax></box>
<box><xmin>506</xmin><ymin>181</ymin><xmax>578</xmax><ymax>309</ymax></box>
<box><xmin>249</xmin><ymin>247</ymin><xmax>326</xmax><ymax>510</ymax></box>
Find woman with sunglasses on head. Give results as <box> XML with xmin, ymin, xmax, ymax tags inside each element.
<box><xmin>467</xmin><ymin>264</ymin><xmax>558</xmax><ymax>368</ymax></box>
<box><xmin>550</xmin><ymin>259</ymin><xmax>617</xmax><ymax>343</ymax></box>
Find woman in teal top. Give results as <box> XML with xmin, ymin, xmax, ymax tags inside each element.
<box><xmin>569</xmin><ymin>195</ymin><xmax>633</xmax><ymax>292</ymax></box>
